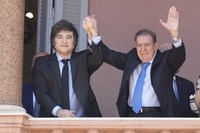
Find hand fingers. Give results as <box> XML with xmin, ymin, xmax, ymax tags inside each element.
<box><xmin>68</xmin><ymin>111</ymin><xmax>75</xmax><ymax>117</ymax></box>
<box><xmin>83</xmin><ymin>20</ymin><xmax>92</xmax><ymax>29</ymax></box>
<box><xmin>84</xmin><ymin>15</ymin><xmax>96</xmax><ymax>24</ymax></box>
<box><xmin>159</xmin><ymin>19</ymin><xmax>166</xmax><ymax>27</ymax></box>
<box><xmin>84</xmin><ymin>16</ymin><xmax>93</xmax><ymax>22</ymax></box>
<box><xmin>175</xmin><ymin>11</ymin><xmax>179</xmax><ymax>20</ymax></box>
<box><xmin>57</xmin><ymin>109</ymin><xmax>76</xmax><ymax>118</ymax></box>
<box><xmin>169</xmin><ymin>6</ymin><xmax>178</xmax><ymax>19</ymax></box>
<box><xmin>91</xmin><ymin>15</ymin><xmax>95</xmax><ymax>18</ymax></box>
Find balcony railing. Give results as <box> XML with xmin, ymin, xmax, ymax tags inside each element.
<box><xmin>0</xmin><ymin>113</ymin><xmax>200</xmax><ymax>133</ymax></box>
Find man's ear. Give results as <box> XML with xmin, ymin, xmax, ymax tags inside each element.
<box><xmin>154</xmin><ymin>42</ymin><xmax>159</xmax><ymax>51</ymax></box>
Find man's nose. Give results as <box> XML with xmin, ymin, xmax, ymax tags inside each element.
<box><xmin>62</xmin><ymin>38</ymin><xmax>67</xmax><ymax>43</ymax></box>
<box><xmin>141</xmin><ymin>45</ymin><xmax>146</xmax><ymax>51</ymax></box>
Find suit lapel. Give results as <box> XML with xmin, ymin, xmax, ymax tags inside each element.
<box><xmin>151</xmin><ymin>50</ymin><xmax>162</xmax><ymax>68</ymax></box>
<box><xmin>124</xmin><ymin>50</ymin><xmax>162</xmax><ymax>81</ymax></box>
<box><xmin>123</xmin><ymin>60</ymin><xmax>139</xmax><ymax>85</ymax></box>
<box><xmin>122</xmin><ymin>50</ymin><xmax>141</xmax><ymax>86</ymax></box>
<box><xmin>49</xmin><ymin>54</ymin><xmax>62</xmax><ymax>92</ymax></box>
<box><xmin>70</xmin><ymin>52</ymin><xmax>78</xmax><ymax>83</ymax></box>
<box><xmin>141</xmin><ymin>50</ymin><xmax>161</xmax><ymax>91</ymax></box>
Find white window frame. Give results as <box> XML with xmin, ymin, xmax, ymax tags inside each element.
<box><xmin>36</xmin><ymin>0</ymin><xmax>89</xmax><ymax>53</ymax></box>
<box><xmin>36</xmin><ymin>0</ymin><xmax>54</xmax><ymax>53</ymax></box>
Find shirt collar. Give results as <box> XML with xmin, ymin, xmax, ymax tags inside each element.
<box><xmin>56</xmin><ymin>53</ymin><xmax>71</xmax><ymax>62</ymax></box>
<box><xmin>146</xmin><ymin>52</ymin><xmax>157</xmax><ymax>64</ymax></box>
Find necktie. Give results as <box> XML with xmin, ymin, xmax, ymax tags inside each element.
<box><xmin>132</xmin><ymin>62</ymin><xmax>150</xmax><ymax>113</ymax></box>
<box><xmin>61</xmin><ymin>59</ymin><xmax>70</xmax><ymax>109</ymax></box>
<box><xmin>173</xmin><ymin>79</ymin><xmax>179</xmax><ymax>100</ymax></box>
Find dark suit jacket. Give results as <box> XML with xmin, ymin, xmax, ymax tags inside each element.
<box><xmin>32</xmin><ymin>43</ymin><xmax>103</xmax><ymax>117</ymax></box>
<box><xmin>175</xmin><ymin>75</ymin><xmax>198</xmax><ymax>117</ymax></box>
<box><xmin>22</xmin><ymin>83</ymin><xmax>34</xmax><ymax>116</ymax></box>
<box><xmin>100</xmin><ymin>41</ymin><xmax>185</xmax><ymax>117</ymax></box>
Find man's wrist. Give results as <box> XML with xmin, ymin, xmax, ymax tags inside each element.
<box><xmin>56</xmin><ymin>108</ymin><xmax>62</xmax><ymax>117</ymax></box>
<box><xmin>172</xmin><ymin>36</ymin><xmax>181</xmax><ymax>43</ymax></box>
<box><xmin>170</xmin><ymin>30</ymin><xmax>179</xmax><ymax>38</ymax></box>
<box><xmin>52</xmin><ymin>106</ymin><xmax>61</xmax><ymax>116</ymax></box>
<box><xmin>90</xmin><ymin>29</ymin><xmax>99</xmax><ymax>37</ymax></box>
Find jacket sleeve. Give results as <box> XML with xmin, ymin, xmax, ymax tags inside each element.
<box><xmin>99</xmin><ymin>41</ymin><xmax>127</xmax><ymax>70</ymax></box>
<box><xmin>168</xmin><ymin>41</ymin><xmax>186</xmax><ymax>73</ymax></box>
<box><xmin>32</xmin><ymin>58</ymin><xmax>58</xmax><ymax>116</ymax></box>
<box><xmin>86</xmin><ymin>42</ymin><xmax>103</xmax><ymax>75</ymax></box>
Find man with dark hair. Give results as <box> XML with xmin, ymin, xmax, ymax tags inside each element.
<box><xmin>32</xmin><ymin>19</ymin><xmax>103</xmax><ymax>117</ymax></box>
<box><xmin>84</xmin><ymin>6</ymin><xmax>185</xmax><ymax>117</ymax></box>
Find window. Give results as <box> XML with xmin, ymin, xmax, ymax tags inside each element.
<box><xmin>36</xmin><ymin>0</ymin><xmax>88</xmax><ymax>53</ymax></box>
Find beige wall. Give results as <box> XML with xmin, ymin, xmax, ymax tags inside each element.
<box><xmin>89</xmin><ymin>0</ymin><xmax>200</xmax><ymax>117</ymax></box>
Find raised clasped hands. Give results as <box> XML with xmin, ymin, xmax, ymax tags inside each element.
<box><xmin>83</xmin><ymin>15</ymin><xmax>99</xmax><ymax>39</ymax></box>
<box><xmin>159</xmin><ymin>6</ymin><xmax>179</xmax><ymax>37</ymax></box>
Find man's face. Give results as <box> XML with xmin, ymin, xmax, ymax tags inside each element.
<box><xmin>53</xmin><ymin>30</ymin><xmax>75</xmax><ymax>57</ymax></box>
<box><xmin>136</xmin><ymin>35</ymin><xmax>158</xmax><ymax>62</ymax></box>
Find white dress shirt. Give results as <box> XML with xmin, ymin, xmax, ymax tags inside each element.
<box><xmin>52</xmin><ymin>53</ymin><xmax>84</xmax><ymax>117</ymax></box>
<box><xmin>128</xmin><ymin>54</ymin><xmax>160</xmax><ymax>107</ymax></box>
<box><xmin>90</xmin><ymin>35</ymin><xmax>182</xmax><ymax>107</ymax></box>
<box><xmin>128</xmin><ymin>39</ymin><xmax>182</xmax><ymax>107</ymax></box>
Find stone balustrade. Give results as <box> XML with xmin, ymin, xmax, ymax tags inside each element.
<box><xmin>25</xmin><ymin>117</ymin><xmax>200</xmax><ymax>133</ymax></box>
<box><xmin>0</xmin><ymin>105</ymin><xmax>200</xmax><ymax>133</ymax></box>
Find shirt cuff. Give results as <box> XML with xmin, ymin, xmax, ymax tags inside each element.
<box><xmin>172</xmin><ymin>39</ymin><xmax>182</xmax><ymax>48</ymax></box>
<box><xmin>88</xmin><ymin>36</ymin><xmax>101</xmax><ymax>45</ymax></box>
<box><xmin>52</xmin><ymin>106</ymin><xmax>61</xmax><ymax>116</ymax></box>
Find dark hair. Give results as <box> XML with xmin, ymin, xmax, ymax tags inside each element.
<box><xmin>134</xmin><ymin>29</ymin><xmax>157</xmax><ymax>44</ymax></box>
<box><xmin>50</xmin><ymin>19</ymin><xmax>79</xmax><ymax>50</ymax></box>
